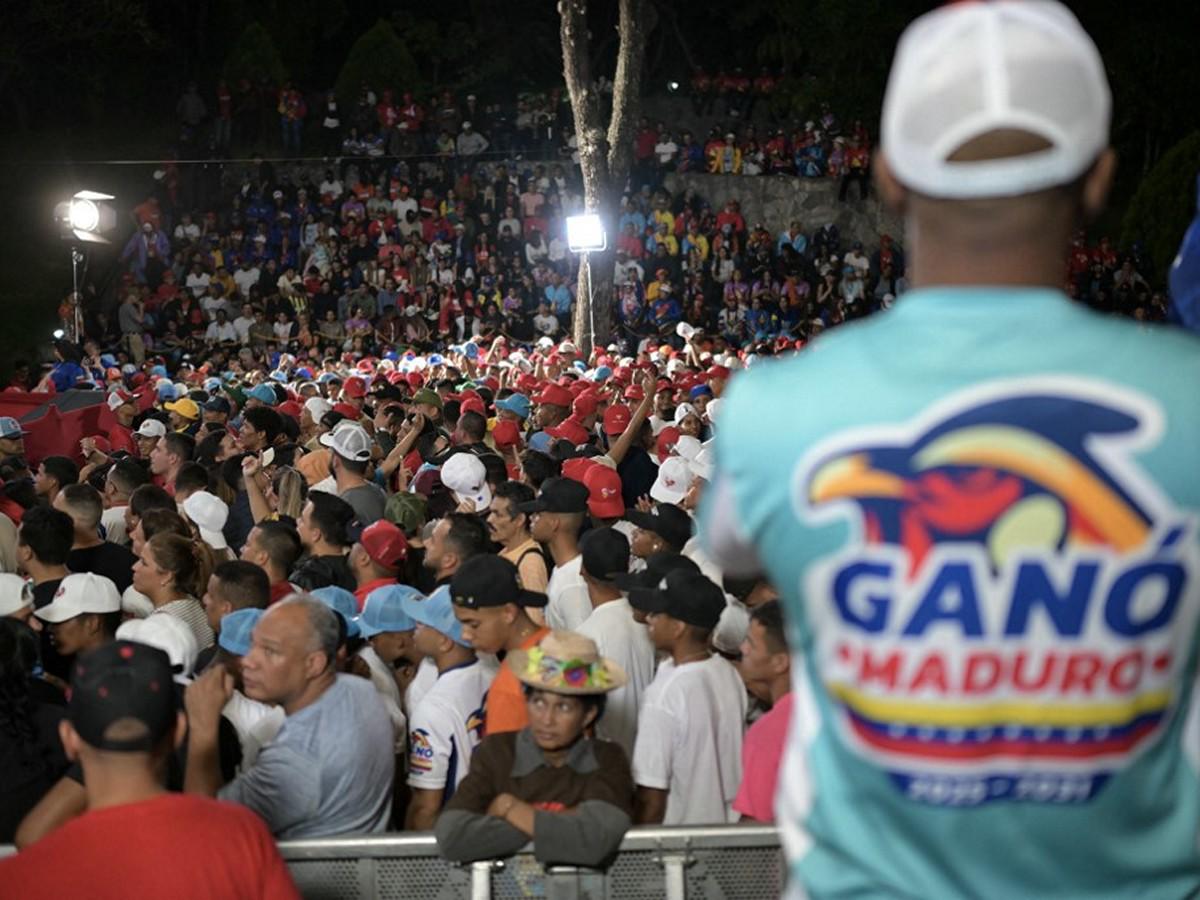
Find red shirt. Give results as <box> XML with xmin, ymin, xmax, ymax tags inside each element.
<box><xmin>0</xmin><ymin>792</ymin><xmax>299</xmax><ymax>900</ymax></box>
<box><xmin>354</xmin><ymin>577</ymin><xmax>396</xmax><ymax>612</ymax></box>
<box><xmin>110</xmin><ymin>423</ymin><xmax>137</xmax><ymax>456</ymax></box>
<box><xmin>269</xmin><ymin>580</ymin><xmax>299</xmax><ymax>605</ymax></box>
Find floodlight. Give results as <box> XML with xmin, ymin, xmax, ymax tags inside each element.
<box><xmin>54</xmin><ymin>190</ymin><xmax>117</xmax><ymax>244</ymax></box>
<box><xmin>566</xmin><ymin>214</ymin><xmax>606</xmax><ymax>253</ymax></box>
<box><xmin>668</xmin><ymin>81</ymin><xmax>680</xmax><ymax>92</ymax></box>
<box><xmin>52</xmin><ymin>329</ymin><xmax>65</xmax><ymax>339</ymax></box>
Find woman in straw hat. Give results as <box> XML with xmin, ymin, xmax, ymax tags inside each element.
<box><xmin>435</xmin><ymin>630</ymin><xmax>634</xmax><ymax>867</ymax></box>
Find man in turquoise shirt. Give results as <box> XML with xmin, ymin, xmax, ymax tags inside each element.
<box><xmin>703</xmin><ymin>2</ymin><xmax>1200</xmax><ymax>897</ymax></box>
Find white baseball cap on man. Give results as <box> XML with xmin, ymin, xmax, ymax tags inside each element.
<box><xmin>183</xmin><ymin>490</ymin><xmax>230</xmax><ymax>551</ymax></box>
<box><xmin>135</xmin><ymin>419</ymin><xmax>167</xmax><ymax>439</ymax></box>
<box><xmin>320</xmin><ymin>420</ymin><xmax>373</xmax><ymax>462</ymax></box>
<box><xmin>117</xmin><ymin>614</ymin><xmax>199</xmax><ymax>684</ymax></box>
<box><xmin>0</xmin><ymin>574</ymin><xmax>32</xmax><ymax>617</ymax></box>
<box><xmin>440</xmin><ymin>452</ymin><xmax>492</xmax><ymax>511</ymax></box>
<box><xmin>35</xmin><ymin>573</ymin><xmax>121</xmax><ymax>623</ymax></box>
<box><xmin>881</xmin><ymin>0</ymin><xmax>1111</xmax><ymax>199</ymax></box>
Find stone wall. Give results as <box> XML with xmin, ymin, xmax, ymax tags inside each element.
<box><xmin>662</xmin><ymin>172</ymin><xmax>905</xmax><ymax>248</ymax></box>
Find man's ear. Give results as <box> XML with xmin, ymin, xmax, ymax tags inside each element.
<box><xmin>873</xmin><ymin>151</ymin><xmax>908</xmax><ymax>216</ymax></box>
<box><xmin>59</xmin><ymin>719</ymin><xmax>81</xmax><ymax>762</ymax></box>
<box><xmin>172</xmin><ymin>710</ymin><xmax>189</xmax><ymax>749</ymax></box>
<box><xmin>1082</xmin><ymin>148</ymin><xmax>1117</xmax><ymax>223</ymax></box>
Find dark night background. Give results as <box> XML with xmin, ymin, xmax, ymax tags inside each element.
<box><xmin>0</xmin><ymin>0</ymin><xmax>1196</xmax><ymax>373</ymax></box>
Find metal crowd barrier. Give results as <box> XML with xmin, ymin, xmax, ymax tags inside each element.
<box><xmin>278</xmin><ymin>824</ymin><xmax>784</xmax><ymax>900</ymax></box>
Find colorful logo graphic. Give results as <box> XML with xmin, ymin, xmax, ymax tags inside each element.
<box><xmin>409</xmin><ymin>728</ymin><xmax>434</xmax><ymax>773</ymax></box>
<box><xmin>466</xmin><ymin>706</ymin><xmax>485</xmax><ymax>741</ymax></box>
<box><xmin>795</xmin><ymin>379</ymin><xmax>1200</xmax><ymax>806</ymax></box>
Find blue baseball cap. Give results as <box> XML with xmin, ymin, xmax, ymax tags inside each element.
<box><xmin>0</xmin><ymin>417</ymin><xmax>28</xmax><ymax>440</ymax></box>
<box><xmin>269</xmin><ymin>370</ymin><xmax>288</xmax><ymax>383</ymax></box>
<box><xmin>248</xmin><ymin>383</ymin><xmax>277</xmax><ymax>405</ymax></box>
<box><xmin>592</xmin><ymin>366</ymin><xmax>613</xmax><ymax>383</ymax></box>
<box><xmin>528</xmin><ymin>431</ymin><xmax>553</xmax><ymax>454</ymax></box>
<box><xmin>218</xmin><ymin>608</ymin><xmax>263</xmax><ymax>656</ymax></box>
<box><xmin>317</xmin><ymin>372</ymin><xmax>340</xmax><ymax>384</ymax></box>
<box><xmin>495</xmin><ymin>393</ymin><xmax>531</xmax><ymax>419</ymax></box>
<box><xmin>689</xmin><ymin>384</ymin><xmax>713</xmax><ymax>400</ymax></box>
<box><xmin>312</xmin><ymin>586</ymin><xmax>362</xmax><ymax>639</ymax></box>
<box><xmin>156</xmin><ymin>382</ymin><xmax>178</xmax><ymax>402</ymax></box>
<box><xmin>203</xmin><ymin>377</ymin><xmax>222</xmax><ymax>393</ymax></box>
<box><xmin>356</xmin><ymin>584</ymin><xmax>421</xmax><ymax>638</ymax></box>
<box><xmin>428</xmin><ymin>353</ymin><xmax>444</xmax><ymax>366</ymax></box>
<box><xmin>99</xmin><ymin>354</ymin><xmax>117</xmax><ymax>368</ymax></box>
<box><xmin>463</xmin><ymin>342</ymin><xmax>479</xmax><ymax>360</ymax></box>
<box><xmin>149</xmin><ymin>365</ymin><xmax>168</xmax><ymax>378</ymax></box>
<box><xmin>401</xmin><ymin>585</ymin><xmax>467</xmax><ymax>646</ymax></box>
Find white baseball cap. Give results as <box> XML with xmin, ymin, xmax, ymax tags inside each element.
<box><xmin>117</xmin><ymin>614</ymin><xmax>199</xmax><ymax>684</ymax></box>
<box><xmin>183</xmin><ymin>491</ymin><xmax>229</xmax><ymax>551</ymax></box>
<box><xmin>649</xmin><ymin>456</ymin><xmax>695</xmax><ymax>505</ymax></box>
<box><xmin>35</xmin><ymin>573</ymin><xmax>121</xmax><ymax>623</ymax></box>
<box><xmin>135</xmin><ymin>418</ymin><xmax>167</xmax><ymax>438</ymax></box>
<box><xmin>881</xmin><ymin>0</ymin><xmax>1110</xmax><ymax>199</ymax></box>
<box><xmin>320</xmin><ymin>420</ymin><xmax>373</xmax><ymax>462</ymax></box>
<box><xmin>0</xmin><ymin>574</ymin><xmax>32</xmax><ymax>617</ymax></box>
<box><xmin>440</xmin><ymin>452</ymin><xmax>492</xmax><ymax>511</ymax></box>
<box><xmin>121</xmin><ymin>586</ymin><xmax>155</xmax><ymax>619</ymax></box>
<box><xmin>304</xmin><ymin>396</ymin><xmax>333</xmax><ymax>423</ymax></box>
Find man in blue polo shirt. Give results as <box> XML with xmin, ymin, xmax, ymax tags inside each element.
<box><xmin>703</xmin><ymin>2</ymin><xmax>1200</xmax><ymax>897</ymax></box>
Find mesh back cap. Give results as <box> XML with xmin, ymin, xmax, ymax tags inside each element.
<box><xmin>881</xmin><ymin>0</ymin><xmax>1111</xmax><ymax>199</ymax></box>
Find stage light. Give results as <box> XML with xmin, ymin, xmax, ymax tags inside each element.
<box><xmin>566</xmin><ymin>214</ymin><xmax>606</xmax><ymax>253</ymax></box>
<box><xmin>668</xmin><ymin>81</ymin><xmax>680</xmax><ymax>92</ymax></box>
<box><xmin>54</xmin><ymin>190</ymin><xmax>116</xmax><ymax>244</ymax></box>
<box><xmin>52</xmin><ymin>329</ymin><xmax>65</xmax><ymax>339</ymax></box>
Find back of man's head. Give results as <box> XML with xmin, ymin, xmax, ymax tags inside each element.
<box><xmin>306</xmin><ymin>492</ymin><xmax>355</xmax><ymax>548</ymax></box>
<box><xmin>57</xmin><ymin>483</ymin><xmax>104</xmax><ymax>532</ymax></box>
<box><xmin>173</xmin><ymin>462</ymin><xmax>210</xmax><ymax>497</ymax></box>
<box><xmin>129</xmin><ymin>483</ymin><xmax>176</xmax><ymax>521</ymax></box>
<box><xmin>255</xmin><ymin>521</ymin><xmax>303</xmax><ymax>575</ymax></box>
<box><xmin>41</xmin><ymin>456</ymin><xmax>79</xmax><ymax>492</ymax></box>
<box><xmin>107</xmin><ymin>458</ymin><xmax>151</xmax><ymax>500</ymax></box>
<box><xmin>443</xmin><ymin>512</ymin><xmax>490</xmax><ymax>568</ymax></box>
<box><xmin>211</xmin><ymin>559</ymin><xmax>270</xmax><ymax>612</ymax></box>
<box><xmin>19</xmin><ymin>505</ymin><xmax>75</xmax><ymax>566</ymax></box>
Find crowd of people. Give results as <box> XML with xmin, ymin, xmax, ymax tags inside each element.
<box><xmin>0</xmin><ymin>324</ymin><xmax>795</xmax><ymax>891</ymax></box>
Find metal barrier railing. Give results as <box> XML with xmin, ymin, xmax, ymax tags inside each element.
<box><xmin>277</xmin><ymin>824</ymin><xmax>783</xmax><ymax>900</ymax></box>
<box><xmin>1</xmin><ymin>824</ymin><xmax>784</xmax><ymax>899</ymax></box>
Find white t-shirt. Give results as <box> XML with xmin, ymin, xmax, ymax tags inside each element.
<box><xmin>405</xmin><ymin>656</ymin><xmax>439</xmax><ymax>717</ymax></box>
<box><xmin>546</xmin><ymin>554</ymin><xmax>592</xmax><ymax>631</ymax></box>
<box><xmin>358</xmin><ymin>644</ymin><xmax>407</xmax><ymax>753</ymax></box>
<box><xmin>223</xmin><ymin>689</ymin><xmax>285</xmax><ymax>773</ymax></box>
<box><xmin>206</xmin><ymin>321</ymin><xmax>238</xmax><ymax>343</ymax></box>
<box><xmin>233</xmin><ymin>268</ymin><xmax>260</xmax><ymax>298</ymax></box>
<box><xmin>575</xmin><ymin>597</ymin><xmax>656</xmax><ymax>758</ymax></box>
<box><xmin>233</xmin><ymin>315</ymin><xmax>255</xmax><ymax>344</ymax></box>
<box><xmin>186</xmin><ymin>272</ymin><xmax>210</xmax><ymax>298</ymax></box>
<box><xmin>406</xmin><ymin>658</ymin><xmax>491</xmax><ymax>795</ymax></box>
<box><xmin>632</xmin><ymin>655</ymin><xmax>747</xmax><ymax>825</ymax></box>
<box><xmin>101</xmin><ymin>505</ymin><xmax>129</xmax><ymax>546</ymax></box>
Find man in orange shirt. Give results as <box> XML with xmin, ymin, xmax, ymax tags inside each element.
<box><xmin>450</xmin><ymin>554</ymin><xmax>548</xmax><ymax>735</ymax></box>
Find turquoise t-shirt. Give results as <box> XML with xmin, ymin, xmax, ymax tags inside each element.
<box><xmin>705</xmin><ymin>287</ymin><xmax>1200</xmax><ymax>898</ymax></box>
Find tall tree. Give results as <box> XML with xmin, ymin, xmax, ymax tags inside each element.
<box><xmin>559</xmin><ymin>0</ymin><xmax>648</xmax><ymax>354</ymax></box>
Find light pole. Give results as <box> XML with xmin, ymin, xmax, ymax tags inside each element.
<box><xmin>565</xmin><ymin>213</ymin><xmax>607</xmax><ymax>353</ymax></box>
<box><xmin>54</xmin><ymin>190</ymin><xmax>117</xmax><ymax>343</ymax></box>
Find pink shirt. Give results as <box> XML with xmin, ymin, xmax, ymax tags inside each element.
<box><xmin>732</xmin><ymin>693</ymin><xmax>793</xmax><ymax>823</ymax></box>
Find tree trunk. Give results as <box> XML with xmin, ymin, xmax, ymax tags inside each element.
<box><xmin>559</xmin><ymin>0</ymin><xmax>647</xmax><ymax>356</ymax></box>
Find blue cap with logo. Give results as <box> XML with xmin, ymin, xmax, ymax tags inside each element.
<box><xmin>355</xmin><ymin>584</ymin><xmax>421</xmax><ymax>637</ymax></box>
<box><xmin>0</xmin><ymin>417</ymin><xmax>27</xmax><ymax>440</ymax></box>
<box><xmin>400</xmin><ymin>585</ymin><xmax>467</xmax><ymax>646</ymax></box>
<box><xmin>312</xmin><ymin>586</ymin><xmax>362</xmax><ymax>639</ymax></box>
<box><xmin>248</xmin><ymin>383</ymin><xmax>277</xmax><ymax>405</ymax></box>
<box><xmin>218</xmin><ymin>608</ymin><xmax>264</xmax><ymax>656</ymax></box>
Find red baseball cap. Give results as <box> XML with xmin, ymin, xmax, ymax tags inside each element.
<box><xmin>623</xmin><ymin>384</ymin><xmax>645</xmax><ymax>402</ymax></box>
<box><xmin>561</xmin><ymin>457</ymin><xmax>597</xmax><ymax>484</ymax></box>
<box><xmin>655</xmin><ymin>426</ymin><xmax>681</xmax><ymax>463</ymax></box>
<box><xmin>533</xmin><ymin>384</ymin><xmax>573</xmax><ymax>408</ymax></box>
<box><xmin>460</xmin><ymin>397</ymin><xmax>487</xmax><ymax>417</ymax></box>
<box><xmin>545</xmin><ymin>417</ymin><xmax>590</xmax><ymax>446</ymax></box>
<box><xmin>406</xmin><ymin>372</ymin><xmax>425</xmax><ymax>389</ymax></box>
<box><xmin>276</xmin><ymin>400</ymin><xmax>303</xmax><ymax>420</ymax></box>
<box><xmin>583</xmin><ymin>464</ymin><xmax>624</xmax><ymax>518</ymax></box>
<box><xmin>602</xmin><ymin>404</ymin><xmax>632</xmax><ymax>436</ymax></box>
<box><xmin>333</xmin><ymin>402</ymin><xmax>360</xmax><ymax>420</ymax></box>
<box><xmin>492</xmin><ymin>419</ymin><xmax>523</xmax><ymax>449</ymax></box>
<box><xmin>360</xmin><ymin>520</ymin><xmax>408</xmax><ymax>569</ymax></box>
<box><xmin>706</xmin><ymin>365</ymin><xmax>731</xmax><ymax>382</ymax></box>
<box><xmin>572</xmin><ymin>393</ymin><xmax>600</xmax><ymax>418</ymax></box>
<box><xmin>343</xmin><ymin>377</ymin><xmax>367</xmax><ymax>399</ymax></box>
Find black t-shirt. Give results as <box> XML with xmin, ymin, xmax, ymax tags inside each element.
<box><xmin>68</xmin><ymin>542</ymin><xmax>137</xmax><ymax>593</ymax></box>
<box><xmin>617</xmin><ymin>446</ymin><xmax>658</xmax><ymax>510</ymax></box>
<box><xmin>0</xmin><ymin>700</ymin><xmax>70</xmax><ymax>843</ymax></box>
<box><xmin>290</xmin><ymin>553</ymin><xmax>356</xmax><ymax>592</ymax></box>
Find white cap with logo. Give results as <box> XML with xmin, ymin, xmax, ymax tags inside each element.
<box><xmin>320</xmin><ymin>420</ymin><xmax>373</xmax><ymax>462</ymax></box>
<box><xmin>35</xmin><ymin>572</ymin><xmax>121</xmax><ymax>623</ymax></box>
<box><xmin>0</xmin><ymin>574</ymin><xmax>32</xmax><ymax>617</ymax></box>
<box><xmin>881</xmin><ymin>0</ymin><xmax>1110</xmax><ymax>199</ymax></box>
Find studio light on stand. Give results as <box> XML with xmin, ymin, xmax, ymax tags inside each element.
<box><xmin>566</xmin><ymin>213</ymin><xmax>607</xmax><ymax>353</ymax></box>
<box><xmin>53</xmin><ymin>190</ymin><xmax>116</xmax><ymax>343</ymax></box>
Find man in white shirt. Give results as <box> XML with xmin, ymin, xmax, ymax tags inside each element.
<box><xmin>532</xmin><ymin>303</ymin><xmax>560</xmax><ymax>337</ymax></box>
<box><xmin>521</xmin><ymin>478</ymin><xmax>592</xmax><ymax>630</ymax></box>
<box><xmin>403</xmin><ymin>586</ymin><xmax>492</xmax><ymax>831</ymax></box>
<box><xmin>575</xmin><ymin>528</ymin><xmax>655</xmax><ymax>759</ymax></box>
<box><xmin>205</xmin><ymin>310</ymin><xmax>238</xmax><ymax>344</ymax></box>
<box><xmin>631</xmin><ymin>570</ymin><xmax>746</xmax><ymax>825</ymax></box>
<box><xmin>232</xmin><ymin>302</ymin><xmax>256</xmax><ymax>344</ymax></box>
<box><xmin>101</xmin><ymin>458</ymin><xmax>147</xmax><ymax>547</ymax></box>
<box><xmin>233</xmin><ymin>262</ymin><xmax>260</xmax><ymax>300</ymax></box>
<box><xmin>185</xmin><ymin>263</ymin><xmax>210</xmax><ymax>298</ymax></box>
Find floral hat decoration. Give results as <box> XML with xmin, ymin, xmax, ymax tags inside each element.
<box><xmin>509</xmin><ymin>630</ymin><xmax>628</xmax><ymax>696</ymax></box>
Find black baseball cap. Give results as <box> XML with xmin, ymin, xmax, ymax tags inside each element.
<box><xmin>69</xmin><ymin>640</ymin><xmax>179</xmax><ymax>752</ymax></box>
<box><xmin>203</xmin><ymin>396</ymin><xmax>232</xmax><ymax>415</ymax></box>
<box><xmin>634</xmin><ymin>569</ymin><xmax>726</xmax><ymax>629</ymax></box>
<box><xmin>451</xmin><ymin>553</ymin><xmax>549</xmax><ymax>609</ymax></box>
<box><xmin>615</xmin><ymin>552</ymin><xmax>701</xmax><ymax>609</ymax></box>
<box><xmin>518</xmin><ymin>477</ymin><xmax>589</xmax><ymax>515</ymax></box>
<box><xmin>625</xmin><ymin>503</ymin><xmax>694</xmax><ymax>552</ymax></box>
<box><xmin>580</xmin><ymin>527</ymin><xmax>630</xmax><ymax>582</ymax></box>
